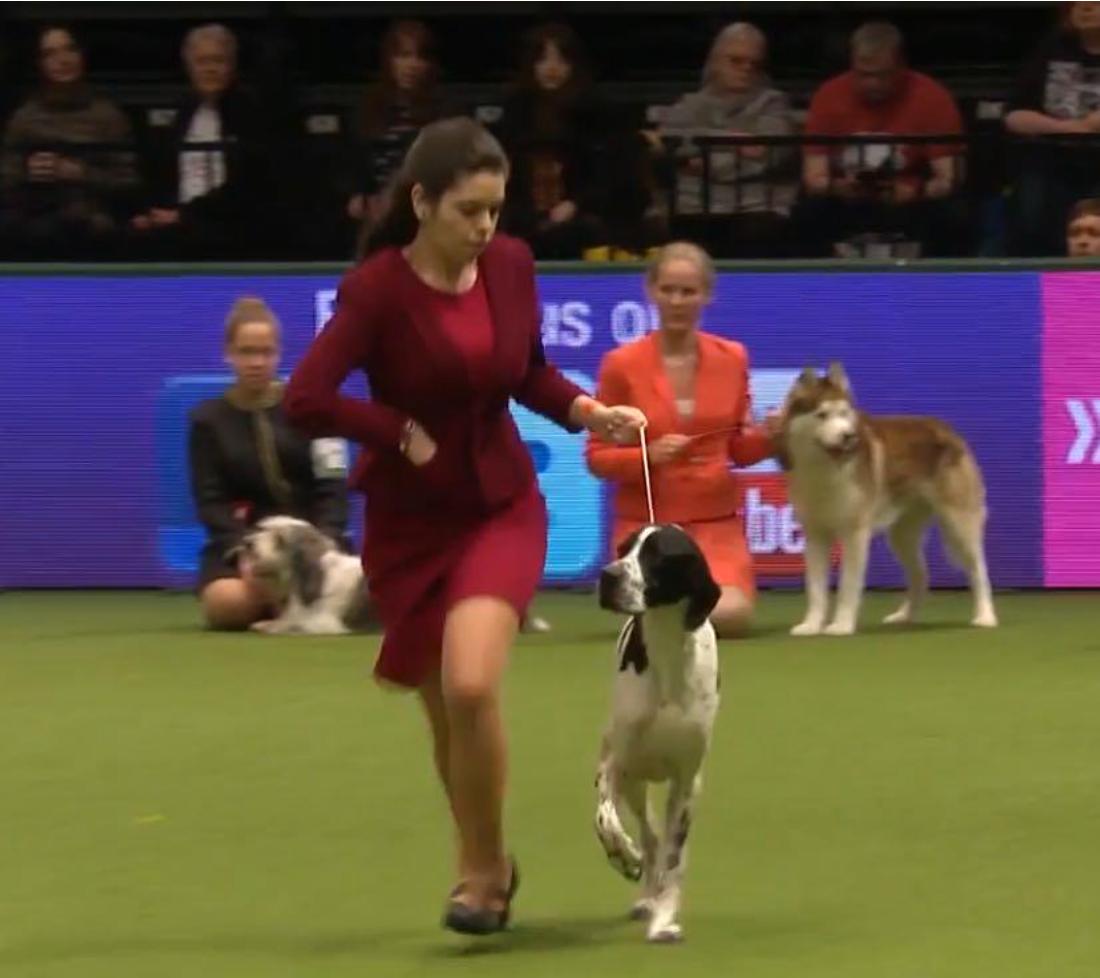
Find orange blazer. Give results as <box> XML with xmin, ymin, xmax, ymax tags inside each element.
<box><xmin>586</xmin><ymin>331</ymin><xmax>773</xmax><ymax>523</ymax></box>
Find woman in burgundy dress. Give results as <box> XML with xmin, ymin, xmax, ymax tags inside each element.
<box><xmin>285</xmin><ymin>117</ymin><xmax>645</xmax><ymax>935</ymax></box>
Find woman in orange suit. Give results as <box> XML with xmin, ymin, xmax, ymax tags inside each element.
<box><xmin>586</xmin><ymin>241</ymin><xmax>774</xmax><ymax>636</ymax></box>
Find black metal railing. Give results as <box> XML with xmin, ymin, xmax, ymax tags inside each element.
<box><xmin>657</xmin><ymin>132</ymin><xmax>974</xmax><ymax>217</ymax></box>
<box><xmin>3</xmin><ymin>131</ymin><xmax>1100</xmax><ymax>260</ymax></box>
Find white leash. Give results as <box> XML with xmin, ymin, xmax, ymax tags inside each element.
<box><xmin>638</xmin><ymin>422</ymin><xmax>656</xmax><ymax>525</ymax></box>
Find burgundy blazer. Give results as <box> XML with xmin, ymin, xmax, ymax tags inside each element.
<box><xmin>284</xmin><ymin>234</ymin><xmax>585</xmax><ymax>521</ymax></box>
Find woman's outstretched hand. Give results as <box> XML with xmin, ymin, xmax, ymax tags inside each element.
<box><xmin>586</xmin><ymin>403</ymin><xmax>648</xmax><ymax>443</ymax></box>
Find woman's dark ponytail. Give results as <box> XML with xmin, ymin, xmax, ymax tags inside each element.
<box><xmin>357</xmin><ymin>178</ymin><xmax>417</xmax><ymax>259</ymax></box>
<box><xmin>355</xmin><ymin>116</ymin><xmax>510</xmax><ymax>261</ymax></box>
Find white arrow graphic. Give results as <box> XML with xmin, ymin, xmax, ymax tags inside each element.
<box><xmin>1092</xmin><ymin>400</ymin><xmax>1100</xmax><ymax>465</ymax></box>
<box><xmin>1065</xmin><ymin>399</ymin><xmax>1100</xmax><ymax>464</ymax></box>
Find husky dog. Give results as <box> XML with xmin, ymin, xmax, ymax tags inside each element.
<box><xmin>774</xmin><ymin>363</ymin><xmax>997</xmax><ymax>636</ymax></box>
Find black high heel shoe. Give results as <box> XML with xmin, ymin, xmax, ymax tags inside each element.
<box><xmin>442</xmin><ymin>859</ymin><xmax>520</xmax><ymax>936</ymax></box>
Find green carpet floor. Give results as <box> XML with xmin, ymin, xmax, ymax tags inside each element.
<box><xmin>2</xmin><ymin>589</ymin><xmax>1098</xmax><ymax>977</ymax></box>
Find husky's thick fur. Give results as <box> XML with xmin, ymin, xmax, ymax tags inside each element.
<box><xmin>775</xmin><ymin>363</ymin><xmax>997</xmax><ymax>636</ymax></box>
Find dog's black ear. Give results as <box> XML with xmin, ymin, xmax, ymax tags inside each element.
<box><xmin>288</xmin><ymin>529</ymin><xmax>327</xmax><ymax>606</ymax></box>
<box><xmin>683</xmin><ymin>554</ymin><xmax>721</xmax><ymax>631</ymax></box>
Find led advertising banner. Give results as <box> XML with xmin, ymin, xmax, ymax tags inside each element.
<box><xmin>1</xmin><ymin>267</ymin><xmax>1063</xmax><ymax>589</ymax></box>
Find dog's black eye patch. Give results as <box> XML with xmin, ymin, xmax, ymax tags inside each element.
<box><xmin>639</xmin><ymin>529</ymin><xmax>700</xmax><ymax>602</ymax></box>
<box><xmin>639</xmin><ymin>527</ymin><xmax>721</xmax><ymax>629</ymax></box>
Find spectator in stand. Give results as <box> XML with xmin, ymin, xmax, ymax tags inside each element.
<box><xmin>129</xmin><ymin>24</ymin><xmax>272</xmax><ymax>259</ymax></box>
<box><xmin>1066</xmin><ymin>197</ymin><xmax>1100</xmax><ymax>255</ymax></box>
<box><xmin>495</xmin><ymin>22</ymin><xmax>606</xmax><ymax>259</ymax></box>
<box><xmin>656</xmin><ymin>22</ymin><xmax>797</xmax><ymax>258</ymax></box>
<box><xmin>798</xmin><ymin>21</ymin><xmax>967</xmax><ymax>257</ymax></box>
<box><xmin>347</xmin><ymin>20</ymin><xmax>451</xmax><ymax>232</ymax></box>
<box><xmin>1006</xmin><ymin>2</ymin><xmax>1100</xmax><ymax>256</ymax></box>
<box><xmin>0</xmin><ymin>24</ymin><xmax>138</xmax><ymax>259</ymax></box>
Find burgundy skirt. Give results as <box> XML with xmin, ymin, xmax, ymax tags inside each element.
<box><xmin>362</xmin><ymin>483</ymin><xmax>548</xmax><ymax>689</ymax></box>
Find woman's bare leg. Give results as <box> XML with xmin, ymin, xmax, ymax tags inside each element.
<box><xmin>710</xmin><ymin>585</ymin><xmax>754</xmax><ymax>638</ymax></box>
<box><xmin>439</xmin><ymin>595</ymin><xmax>517</xmax><ymax>909</ymax></box>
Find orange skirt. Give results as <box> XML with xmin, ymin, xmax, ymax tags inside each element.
<box><xmin>611</xmin><ymin>514</ymin><xmax>756</xmax><ymax>600</ymax></box>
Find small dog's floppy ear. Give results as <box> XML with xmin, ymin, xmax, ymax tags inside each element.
<box><xmin>684</xmin><ymin>554</ymin><xmax>721</xmax><ymax>631</ymax></box>
<box><xmin>826</xmin><ymin>361</ymin><xmax>851</xmax><ymax>395</ymax></box>
<box><xmin>288</xmin><ymin>528</ymin><xmax>328</xmax><ymax>606</ymax></box>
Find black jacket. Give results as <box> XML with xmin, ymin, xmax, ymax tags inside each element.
<box><xmin>143</xmin><ymin>86</ymin><xmax>272</xmax><ymax>226</ymax></box>
<box><xmin>188</xmin><ymin>386</ymin><xmax>350</xmax><ymax>558</ymax></box>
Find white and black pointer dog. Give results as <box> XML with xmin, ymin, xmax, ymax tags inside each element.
<box><xmin>233</xmin><ymin>515</ymin><xmax>369</xmax><ymax>635</ymax></box>
<box><xmin>594</xmin><ymin>524</ymin><xmax>722</xmax><ymax>943</ymax></box>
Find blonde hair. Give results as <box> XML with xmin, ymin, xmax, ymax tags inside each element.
<box><xmin>224</xmin><ymin>296</ymin><xmax>280</xmax><ymax>346</ymax></box>
<box><xmin>646</xmin><ymin>241</ymin><xmax>716</xmax><ymax>294</ymax></box>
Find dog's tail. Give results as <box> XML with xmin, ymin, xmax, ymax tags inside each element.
<box><xmin>932</xmin><ymin>445</ymin><xmax>988</xmax><ymax>572</ymax></box>
<box><xmin>594</xmin><ymin>752</ymin><xmax>643</xmax><ymax>883</ymax></box>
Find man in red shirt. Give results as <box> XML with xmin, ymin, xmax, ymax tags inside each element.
<box><xmin>798</xmin><ymin>21</ymin><xmax>968</xmax><ymax>257</ymax></box>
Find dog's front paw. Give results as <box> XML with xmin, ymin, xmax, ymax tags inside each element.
<box><xmin>595</xmin><ymin>802</ymin><xmax>643</xmax><ymax>882</ymax></box>
<box><xmin>823</xmin><ymin>620</ymin><xmax>856</xmax><ymax>637</ymax></box>
<box><xmin>882</xmin><ymin>605</ymin><xmax>912</xmax><ymax>625</ymax></box>
<box><xmin>604</xmin><ymin>845</ymin><xmax>643</xmax><ymax>883</ymax></box>
<box><xmin>250</xmin><ymin>619</ymin><xmax>281</xmax><ymax>634</ymax></box>
<box><xmin>629</xmin><ymin>898</ymin><xmax>654</xmax><ymax>921</ymax></box>
<box><xmin>647</xmin><ymin>921</ymin><xmax>683</xmax><ymax>944</ymax></box>
<box><xmin>301</xmin><ymin>618</ymin><xmax>350</xmax><ymax>636</ymax></box>
<box><xmin>790</xmin><ymin>619</ymin><xmax>824</xmax><ymax>637</ymax></box>
<box><xmin>971</xmin><ymin>610</ymin><xmax>998</xmax><ymax>628</ymax></box>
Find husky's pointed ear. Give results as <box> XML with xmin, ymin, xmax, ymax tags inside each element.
<box><xmin>826</xmin><ymin>361</ymin><xmax>851</xmax><ymax>394</ymax></box>
<box><xmin>797</xmin><ymin>366</ymin><xmax>818</xmax><ymax>387</ymax></box>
